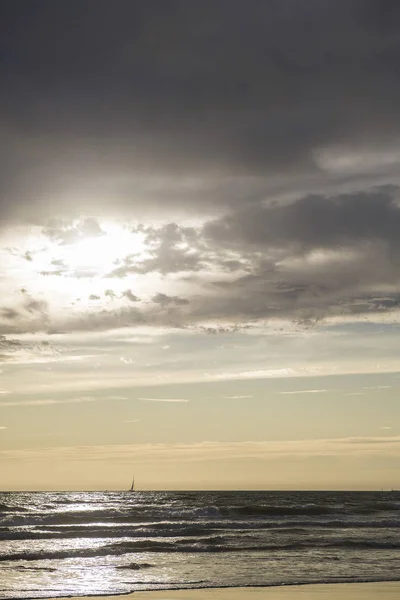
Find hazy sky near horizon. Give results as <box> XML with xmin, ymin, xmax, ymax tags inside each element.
<box><xmin>1</xmin><ymin>0</ymin><xmax>400</xmax><ymax>490</ymax></box>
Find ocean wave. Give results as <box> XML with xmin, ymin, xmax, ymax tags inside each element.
<box><xmin>2</xmin><ymin>535</ymin><xmax>400</xmax><ymax>562</ymax></box>
<box><xmin>0</xmin><ymin>523</ymin><xmax>227</xmax><ymax>541</ymax></box>
<box><xmin>1</xmin><ymin>517</ymin><xmax>400</xmax><ymax>543</ymax></box>
<box><xmin>362</xmin><ymin>501</ymin><xmax>400</xmax><ymax>511</ymax></box>
<box><xmin>2</xmin><ymin>498</ymin><xmax>400</xmax><ymax>531</ymax></box>
<box><xmin>2</xmin><ymin>491</ymin><xmax>400</xmax><ymax>598</ymax></box>
<box><xmin>116</xmin><ymin>562</ymin><xmax>153</xmax><ymax>570</ymax></box>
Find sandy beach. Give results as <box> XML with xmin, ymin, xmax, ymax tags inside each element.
<box><xmin>50</xmin><ymin>582</ymin><xmax>400</xmax><ymax>600</ymax></box>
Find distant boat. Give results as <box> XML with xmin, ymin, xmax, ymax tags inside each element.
<box><xmin>129</xmin><ymin>476</ymin><xmax>135</xmax><ymax>492</ymax></box>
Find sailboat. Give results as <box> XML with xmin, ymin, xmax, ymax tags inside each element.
<box><xmin>129</xmin><ymin>476</ymin><xmax>135</xmax><ymax>492</ymax></box>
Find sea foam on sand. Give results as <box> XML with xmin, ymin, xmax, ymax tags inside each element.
<box><xmin>52</xmin><ymin>581</ymin><xmax>400</xmax><ymax>600</ymax></box>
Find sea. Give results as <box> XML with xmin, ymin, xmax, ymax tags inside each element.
<box><xmin>0</xmin><ymin>490</ymin><xmax>400</xmax><ymax>599</ymax></box>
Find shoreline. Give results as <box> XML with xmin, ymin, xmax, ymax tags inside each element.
<box><xmin>42</xmin><ymin>580</ymin><xmax>400</xmax><ymax>600</ymax></box>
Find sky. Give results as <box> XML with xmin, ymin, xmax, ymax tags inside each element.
<box><xmin>1</xmin><ymin>0</ymin><xmax>400</xmax><ymax>491</ymax></box>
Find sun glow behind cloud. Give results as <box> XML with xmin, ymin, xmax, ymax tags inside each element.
<box><xmin>0</xmin><ymin>221</ymin><xmax>155</xmax><ymax>326</ymax></box>
<box><xmin>2</xmin><ymin>220</ymin><xmax>147</xmax><ymax>272</ymax></box>
<box><xmin>57</xmin><ymin>223</ymin><xmax>146</xmax><ymax>275</ymax></box>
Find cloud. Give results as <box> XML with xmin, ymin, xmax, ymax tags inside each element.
<box><xmin>3</xmin><ymin>3</ymin><xmax>400</xmax><ymax>342</ymax></box>
<box><xmin>138</xmin><ymin>397</ymin><xmax>189</xmax><ymax>403</ymax></box>
<box><xmin>279</xmin><ymin>389</ymin><xmax>328</xmax><ymax>395</ymax></box>
<box><xmin>0</xmin><ymin>309</ymin><xmax>20</xmax><ymax>321</ymax></box>
<box><xmin>204</xmin><ymin>187</ymin><xmax>400</xmax><ymax>251</ymax></box>
<box><xmin>120</xmin><ymin>357</ymin><xmax>135</xmax><ymax>364</ymax></box>
<box><xmin>3</xmin><ymin>1</ymin><xmax>400</xmax><ymax>225</ymax></box>
<box><xmin>122</xmin><ymin>290</ymin><xmax>140</xmax><ymax>303</ymax></box>
<box><xmin>0</xmin><ymin>394</ymin><xmax>126</xmax><ymax>408</ymax></box>
<box><xmin>223</xmin><ymin>395</ymin><xmax>253</xmax><ymax>400</ymax></box>
<box><xmin>0</xmin><ymin>336</ymin><xmax>20</xmax><ymax>348</ymax></box>
<box><xmin>0</xmin><ymin>426</ymin><xmax>7</xmax><ymax>430</ymax></box>
<box><xmin>108</xmin><ymin>224</ymin><xmax>203</xmax><ymax>277</ymax></box>
<box><xmin>24</xmin><ymin>298</ymin><xmax>48</xmax><ymax>315</ymax></box>
<box><xmin>212</xmin><ymin>368</ymin><xmax>296</xmax><ymax>381</ymax></box>
<box><xmin>363</xmin><ymin>385</ymin><xmax>392</xmax><ymax>390</ymax></box>
<box><xmin>0</xmin><ymin>335</ymin><xmax>21</xmax><ymax>360</ymax></box>
<box><xmin>0</xmin><ymin>396</ymin><xmax>98</xmax><ymax>408</ymax></box>
<box><xmin>200</xmin><ymin>326</ymin><xmax>242</xmax><ymax>335</ymax></box>
<box><xmin>3</xmin><ymin>436</ymin><xmax>400</xmax><ymax>464</ymax></box>
<box><xmin>152</xmin><ymin>293</ymin><xmax>189</xmax><ymax>307</ymax></box>
<box><xmin>0</xmin><ymin>335</ymin><xmax>69</xmax><ymax>364</ymax></box>
<box><xmin>42</xmin><ymin>218</ymin><xmax>105</xmax><ymax>245</ymax></box>
<box><xmin>4</xmin><ymin>195</ymin><xmax>400</xmax><ymax>336</ymax></box>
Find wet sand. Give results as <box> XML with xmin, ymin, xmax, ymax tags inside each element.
<box><xmin>51</xmin><ymin>581</ymin><xmax>400</xmax><ymax>600</ymax></box>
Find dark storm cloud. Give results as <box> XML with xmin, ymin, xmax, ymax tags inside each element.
<box><xmin>2</xmin><ymin>1</ymin><xmax>400</xmax><ymax>220</ymax></box>
<box><xmin>204</xmin><ymin>186</ymin><xmax>400</xmax><ymax>253</ymax></box>
<box><xmin>3</xmin><ymin>1</ymin><xmax>400</xmax><ymax>335</ymax></box>
<box><xmin>152</xmin><ymin>293</ymin><xmax>189</xmax><ymax>307</ymax></box>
